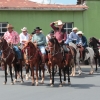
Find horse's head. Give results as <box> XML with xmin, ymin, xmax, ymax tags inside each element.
<box><xmin>23</xmin><ymin>41</ymin><xmax>36</xmax><ymax>62</ymax></box>
<box><xmin>89</xmin><ymin>37</ymin><xmax>99</xmax><ymax>47</ymax></box>
<box><xmin>0</xmin><ymin>37</ymin><xmax>7</xmax><ymax>50</ymax></box>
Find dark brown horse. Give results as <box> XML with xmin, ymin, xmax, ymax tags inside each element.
<box><xmin>47</xmin><ymin>38</ymin><xmax>74</xmax><ymax>86</ymax></box>
<box><xmin>0</xmin><ymin>38</ymin><xmax>23</xmax><ymax>85</ymax></box>
<box><xmin>23</xmin><ymin>41</ymin><xmax>45</xmax><ymax>86</ymax></box>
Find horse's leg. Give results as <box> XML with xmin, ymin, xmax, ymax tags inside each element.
<box><xmin>77</xmin><ymin>58</ymin><xmax>82</xmax><ymax>75</ymax></box>
<box><xmin>35</xmin><ymin>65</ymin><xmax>38</xmax><ymax>86</ymax></box>
<box><xmin>63</xmin><ymin>67</ymin><xmax>66</xmax><ymax>84</ymax></box>
<box><xmin>59</xmin><ymin>67</ymin><xmax>62</xmax><ymax>87</ymax></box>
<box><xmin>39</xmin><ymin>65</ymin><xmax>41</xmax><ymax>79</ymax></box>
<box><xmin>14</xmin><ymin>64</ymin><xmax>17</xmax><ymax>83</ymax></box>
<box><xmin>20</xmin><ymin>61</ymin><xmax>24</xmax><ymax>83</ymax></box>
<box><xmin>30</xmin><ymin>64</ymin><xmax>34</xmax><ymax>86</ymax></box>
<box><xmin>67</xmin><ymin>66</ymin><xmax>71</xmax><ymax>85</ymax></box>
<box><xmin>98</xmin><ymin>56</ymin><xmax>100</xmax><ymax>67</ymax></box>
<box><xmin>51</xmin><ymin>66</ymin><xmax>54</xmax><ymax>86</ymax></box>
<box><xmin>7</xmin><ymin>65</ymin><xmax>9</xmax><ymax>75</ymax></box>
<box><xmin>94</xmin><ymin>57</ymin><xmax>98</xmax><ymax>71</ymax></box>
<box><xmin>41</xmin><ymin>64</ymin><xmax>45</xmax><ymax>84</ymax></box>
<box><xmin>25</xmin><ymin>65</ymin><xmax>29</xmax><ymax>80</ymax></box>
<box><xmin>3</xmin><ymin>63</ymin><xmax>7</xmax><ymax>85</ymax></box>
<box><xmin>9</xmin><ymin>64</ymin><xmax>14</xmax><ymax>85</ymax></box>
<box><xmin>89</xmin><ymin>58</ymin><xmax>94</xmax><ymax>74</ymax></box>
<box><xmin>49</xmin><ymin>66</ymin><xmax>52</xmax><ymax>84</ymax></box>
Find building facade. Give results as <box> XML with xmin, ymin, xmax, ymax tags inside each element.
<box><xmin>0</xmin><ymin>0</ymin><xmax>99</xmax><ymax>39</ymax></box>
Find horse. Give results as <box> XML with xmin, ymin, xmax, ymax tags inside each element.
<box><xmin>0</xmin><ymin>37</ymin><xmax>23</xmax><ymax>85</ymax></box>
<box><xmin>23</xmin><ymin>41</ymin><xmax>45</xmax><ymax>86</ymax></box>
<box><xmin>89</xmin><ymin>37</ymin><xmax>100</xmax><ymax>71</ymax></box>
<box><xmin>47</xmin><ymin>37</ymin><xmax>74</xmax><ymax>86</ymax></box>
<box><xmin>69</xmin><ymin>42</ymin><xmax>94</xmax><ymax>75</ymax></box>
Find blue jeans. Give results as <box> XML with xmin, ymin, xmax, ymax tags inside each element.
<box><xmin>13</xmin><ymin>46</ymin><xmax>22</xmax><ymax>59</ymax></box>
<box><xmin>38</xmin><ymin>46</ymin><xmax>46</xmax><ymax>54</ymax></box>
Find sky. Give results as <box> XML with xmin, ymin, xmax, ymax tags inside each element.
<box><xmin>29</xmin><ymin>0</ymin><xmax>77</xmax><ymax>4</ymax></box>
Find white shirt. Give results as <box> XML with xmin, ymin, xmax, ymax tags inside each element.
<box><xmin>46</xmin><ymin>34</ymin><xmax>51</xmax><ymax>43</ymax></box>
<box><xmin>19</xmin><ymin>32</ymin><xmax>30</xmax><ymax>44</ymax></box>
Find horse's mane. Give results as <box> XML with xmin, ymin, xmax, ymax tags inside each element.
<box><xmin>49</xmin><ymin>37</ymin><xmax>60</xmax><ymax>47</ymax></box>
<box><xmin>90</xmin><ymin>37</ymin><xmax>100</xmax><ymax>44</ymax></box>
<box><xmin>25</xmin><ymin>41</ymin><xmax>36</xmax><ymax>49</ymax></box>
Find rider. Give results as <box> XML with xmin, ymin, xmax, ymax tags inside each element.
<box><xmin>68</xmin><ymin>27</ymin><xmax>78</xmax><ymax>44</ymax></box>
<box><xmin>50</xmin><ymin>20</ymin><xmax>69</xmax><ymax>53</ymax></box>
<box><xmin>46</xmin><ymin>30</ymin><xmax>54</xmax><ymax>44</ymax></box>
<box><xmin>31</xmin><ymin>27</ymin><xmax>46</xmax><ymax>64</ymax></box>
<box><xmin>76</xmin><ymin>31</ymin><xmax>88</xmax><ymax>60</ymax></box>
<box><xmin>3</xmin><ymin>24</ymin><xmax>22</xmax><ymax>63</ymax></box>
<box><xmin>19</xmin><ymin>27</ymin><xmax>30</xmax><ymax>49</ymax></box>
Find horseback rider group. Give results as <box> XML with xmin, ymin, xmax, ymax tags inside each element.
<box><xmin>1</xmin><ymin>20</ymin><xmax>88</xmax><ymax>63</ymax></box>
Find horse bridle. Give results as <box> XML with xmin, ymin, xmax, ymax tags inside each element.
<box><xmin>48</xmin><ymin>39</ymin><xmax>62</xmax><ymax>56</ymax></box>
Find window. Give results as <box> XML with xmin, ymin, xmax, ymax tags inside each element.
<box><xmin>0</xmin><ymin>22</ymin><xmax>8</xmax><ymax>36</ymax></box>
<box><xmin>63</xmin><ymin>22</ymin><xmax>74</xmax><ymax>34</ymax></box>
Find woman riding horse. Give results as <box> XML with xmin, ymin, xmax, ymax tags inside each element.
<box><xmin>76</xmin><ymin>31</ymin><xmax>88</xmax><ymax>61</ymax></box>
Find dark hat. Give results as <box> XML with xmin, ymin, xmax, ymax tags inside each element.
<box><xmin>34</xmin><ymin>27</ymin><xmax>42</xmax><ymax>31</ymax></box>
<box><xmin>49</xmin><ymin>30</ymin><xmax>54</xmax><ymax>34</ymax></box>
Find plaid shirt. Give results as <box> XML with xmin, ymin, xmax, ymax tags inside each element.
<box><xmin>4</xmin><ymin>31</ymin><xmax>20</xmax><ymax>45</ymax></box>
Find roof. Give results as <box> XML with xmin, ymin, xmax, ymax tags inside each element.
<box><xmin>0</xmin><ymin>0</ymin><xmax>88</xmax><ymax>11</ymax></box>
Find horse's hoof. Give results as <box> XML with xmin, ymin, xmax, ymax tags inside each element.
<box><xmin>31</xmin><ymin>83</ymin><xmax>35</xmax><ymax>86</ymax></box>
<box><xmin>14</xmin><ymin>79</ymin><xmax>17</xmax><ymax>83</ymax></box>
<box><xmin>70</xmin><ymin>73</ymin><xmax>73</xmax><ymax>76</ymax></box>
<box><xmin>73</xmin><ymin>74</ymin><xmax>75</xmax><ymax>76</ymax></box>
<box><xmin>51</xmin><ymin>84</ymin><xmax>54</xmax><ymax>87</ymax></box>
<box><xmin>59</xmin><ymin>84</ymin><xmax>63</xmax><ymax>87</ymax></box>
<box><xmin>11</xmin><ymin>82</ymin><xmax>14</xmax><ymax>85</ymax></box>
<box><xmin>41</xmin><ymin>80</ymin><xmax>44</xmax><ymax>84</ymax></box>
<box><xmin>3</xmin><ymin>82</ymin><xmax>6</xmax><ymax>85</ymax></box>
<box><xmin>36</xmin><ymin>82</ymin><xmax>38</xmax><ymax>86</ymax></box>
<box><xmin>62</xmin><ymin>81</ymin><xmax>66</xmax><ymax>84</ymax></box>
<box><xmin>68</xmin><ymin>82</ymin><xmax>71</xmax><ymax>85</ymax></box>
<box><xmin>26</xmin><ymin>77</ymin><xmax>29</xmax><ymax>80</ymax></box>
<box><xmin>50</xmin><ymin>80</ymin><xmax>52</xmax><ymax>84</ymax></box>
<box><xmin>21</xmin><ymin>80</ymin><xmax>24</xmax><ymax>83</ymax></box>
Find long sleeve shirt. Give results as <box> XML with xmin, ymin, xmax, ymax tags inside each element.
<box><xmin>4</xmin><ymin>31</ymin><xmax>20</xmax><ymax>45</ymax></box>
<box><xmin>69</xmin><ymin>32</ymin><xmax>78</xmax><ymax>42</ymax></box>
<box><xmin>50</xmin><ymin>22</ymin><xmax>67</xmax><ymax>42</ymax></box>
<box><xmin>31</xmin><ymin>33</ymin><xmax>46</xmax><ymax>46</ymax></box>
<box><xmin>19</xmin><ymin>33</ymin><xmax>30</xmax><ymax>44</ymax></box>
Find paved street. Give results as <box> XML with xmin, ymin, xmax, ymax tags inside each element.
<box><xmin>0</xmin><ymin>65</ymin><xmax>100</xmax><ymax>100</ymax></box>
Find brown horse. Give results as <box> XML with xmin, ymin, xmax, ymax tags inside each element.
<box><xmin>47</xmin><ymin>38</ymin><xmax>74</xmax><ymax>86</ymax></box>
<box><xmin>23</xmin><ymin>41</ymin><xmax>45</xmax><ymax>86</ymax></box>
<box><xmin>0</xmin><ymin>37</ymin><xmax>23</xmax><ymax>85</ymax></box>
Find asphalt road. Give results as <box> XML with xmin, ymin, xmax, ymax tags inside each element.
<box><xmin>0</xmin><ymin>65</ymin><xmax>100</xmax><ymax>100</ymax></box>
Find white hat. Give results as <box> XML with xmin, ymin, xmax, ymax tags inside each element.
<box><xmin>57</xmin><ymin>20</ymin><xmax>64</xmax><ymax>25</ymax></box>
<box><xmin>76</xmin><ymin>31</ymin><xmax>84</xmax><ymax>35</ymax></box>
<box><xmin>72</xmin><ymin>27</ymin><xmax>78</xmax><ymax>31</ymax></box>
<box><xmin>21</xmin><ymin>27</ymin><xmax>28</xmax><ymax>31</ymax></box>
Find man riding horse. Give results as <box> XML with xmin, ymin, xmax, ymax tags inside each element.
<box><xmin>31</xmin><ymin>27</ymin><xmax>46</xmax><ymax>65</ymax></box>
<box><xmin>50</xmin><ymin>20</ymin><xmax>69</xmax><ymax>55</ymax></box>
<box><xmin>3</xmin><ymin>24</ymin><xmax>22</xmax><ymax>63</ymax></box>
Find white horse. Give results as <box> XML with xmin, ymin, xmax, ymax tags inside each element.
<box><xmin>69</xmin><ymin>42</ymin><xmax>94</xmax><ymax>75</ymax></box>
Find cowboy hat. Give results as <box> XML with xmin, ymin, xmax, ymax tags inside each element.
<box><xmin>7</xmin><ymin>24</ymin><xmax>14</xmax><ymax>28</ymax></box>
<box><xmin>21</xmin><ymin>27</ymin><xmax>28</xmax><ymax>31</ymax></box>
<box><xmin>49</xmin><ymin>30</ymin><xmax>54</xmax><ymax>34</ymax></box>
<box><xmin>57</xmin><ymin>20</ymin><xmax>64</xmax><ymax>26</ymax></box>
<box><xmin>76</xmin><ymin>31</ymin><xmax>84</xmax><ymax>35</ymax></box>
<box><xmin>72</xmin><ymin>27</ymin><xmax>78</xmax><ymax>31</ymax></box>
<box><xmin>34</xmin><ymin>27</ymin><xmax>42</xmax><ymax>31</ymax></box>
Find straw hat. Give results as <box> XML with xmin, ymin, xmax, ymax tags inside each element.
<box><xmin>7</xmin><ymin>24</ymin><xmax>14</xmax><ymax>29</ymax></box>
<box><xmin>21</xmin><ymin>27</ymin><xmax>28</xmax><ymax>31</ymax></box>
<box><xmin>72</xmin><ymin>27</ymin><xmax>78</xmax><ymax>31</ymax></box>
<box><xmin>76</xmin><ymin>31</ymin><xmax>84</xmax><ymax>35</ymax></box>
<box><xmin>55</xmin><ymin>20</ymin><xmax>64</xmax><ymax>26</ymax></box>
